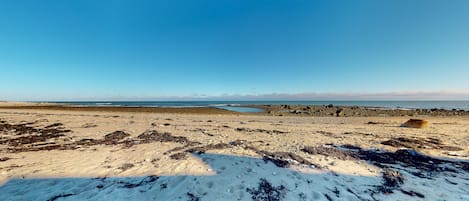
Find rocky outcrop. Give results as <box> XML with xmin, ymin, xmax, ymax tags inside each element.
<box><xmin>401</xmin><ymin>119</ymin><xmax>429</xmax><ymax>128</ymax></box>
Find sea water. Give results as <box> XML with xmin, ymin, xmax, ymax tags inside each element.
<box><xmin>48</xmin><ymin>101</ymin><xmax>469</xmax><ymax>112</ymax></box>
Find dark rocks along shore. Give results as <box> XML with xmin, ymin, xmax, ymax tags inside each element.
<box><xmin>255</xmin><ymin>104</ymin><xmax>469</xmax><ymax>117</ymax></box>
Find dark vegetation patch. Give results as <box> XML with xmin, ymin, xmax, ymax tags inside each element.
<box><xmin>165</xmin><ymin>140</ymin><xmax>318</xmax><ymax>169</ymax></box>
<box><xmin>117</xmin><ymin>176</ymin><xmax>159</xmax><ymax>188</ymax></box>
<box><xmin>323</xmin><ymin>194</ymin><xmax>333</xmax><ymax>201</ymax></box>
<box><xmin>0</xmin><ymin>121</ymin><xmax>72</xmax><ymax>152</ymax></box>
<box><xmin>235</xmin><ymin>127</ymin><xmax>288</xmax><ymax>135</ymax></box>
<box><xmin>247</xmin><ymin>178</ymin><xmax>287</xmax><ymax>201</ymax></box>
<box><xmin>44</xmin><ymin>123</ymin><xmax>63</xmax><ymax>129</ymax></box>
<box><xmin>47</xmin><ymin>193</ymin><xmax>75</xmax><ymax>201</ymax></box>
<box><xmin>1</xmin><ymin>119</ymin><xmax>200</xmax><ymax>153</ymax></box>
<box><xmin>186</xmin><ymin>143</ymin><xmax>232</xmax><ymax>154</ymax></box>
<box><xmin>169</xmin><ymin>152</ymin><xmax>189</xmax><ymax>160</ymax></box>
<box><xmin>301</xmin><ymin>144</ymin><xmax>468</xmax><ymax>197</ymax></box>
<box><xmin>381</xmin><ymin>137</ymin><xmax>462</xmax><ymax>151</ymax></box>
<box><xmin>342</xmin><ymin>131</ymin><xmax>374</xmax><ymax>136</ymax></box>
<box><xmin>81</xmin><ymin>123</ymin><xmax>97</xmax><ymax>128</ymax></box>
<box><xmin>118</xmin><ymin>163</ymin><xmax>134</xmax><ymax>171</ymax></box>
<box><xmin>186</xmin><ymin>192</ymin><xmax>200</xmax><ymax>201</ymax></box>
<box><xmin>167</xmin><ymin>143</ymin><xmax>232</xmax><ymax>160</ymax></box>
<box><xmin>104</xmin><ymin>131</ymin><xmax>130</xmax><ymax>144</ymax></box>
<box><xmin>229</xmin><ymin>139</ymin><xmax>248</xmax><ymax>146</ymax></box>
<box><xmin>191</xmin><ymin>128</ymin><xmax>215</xmax><ymax>136</ymax></box>
<box><xmin>367</xmin><ymin>121</ymin><xmax>385</xmax><ymax>124</ymax></box>
<box><xmin>330</xmin><ymin>187</ymin><xmax>340</xmax><ymax>197</ymax></box>
<box><xmin>316</xmin><ymin>131</ymin><xmax>335</xmax><ymax>136</ymax></box>
<box><xmin>377</xmin><ymin>169</ymin><xmax>404</xmax><ymax>194</ymax></box>
<box><xmin>301</xmin><ymin>145</ymin><xmax>468</xmax><ymax>174</ymax></box>
<box><xmin>400</xmin><ymin>189</ymin><xmax>425</xmax><ymax>198</ymax></box>
<box><xmin>93</xmin><ymin>176</ymin><xmax>159</xmax><ymax>191</ymax></box>
<box><xmin>164</xmin><ymin>141</ymin><xmax>203</xmax><ymax>154</ymax></box>
<box><xmin>261</xmin><ymin>151</ymin><xmax>314</xmax><ymax>168</ymax></box>
<box><xmin>0</xmin><ymin>157</ymin><xmax>11</xmax><ymax>162</ymax></box>
<box><xmin>301</xmin><ymin>146</ymin><xmax>357</xmax><ymax>160</ymax></box>
<box><xmin>135</xmin><ymin>130</ymin><xmax>189</xmax><ymax>144</ymax></box>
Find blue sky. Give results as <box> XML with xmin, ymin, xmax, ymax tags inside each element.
<box><xmin>1</xmin><ymin>0</ymin><xmax>469</xmax><ymax>100</ymax></box>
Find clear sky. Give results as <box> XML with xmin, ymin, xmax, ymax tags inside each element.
<box><xmin>1</xmin><ymin>0</ymin><xmax>469</xmax><ymax>101</ymax></box>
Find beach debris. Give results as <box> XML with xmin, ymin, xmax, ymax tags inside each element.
<box><xmin>103</xmin><ymin>131</ymin><xmax>130</xmax><ymax>144</ymax></box>
<box><xmin>323</xmin><ymin>194</ymin><xmax>333</xmax><ymax>201</ymax></box>
<box><xmin>0</xmin><ymin>157</ymin><xmax>11</xmax><ymax>162</ymax></box>
<box><xmin>44</xmin><ymin>123</ymin><xmax>64</xmax><ymax>129</ymax></box>
<box><xmin>301</xmin><ymin>145</ymin><xmax>468</xmax><ymax>176</ymax></box>
<box><xmin>81</xmin><ymin>123</ymin><xmax>97</xmax><ymax>128</ymax></box>
<box><xmin>168</xmin><ymin>143</ymin><xmax>232</xmax><ymax>160</ymax></box>
<box><xmin>401</xmin><ymin>119</ymin><xmax>429</xmax><ymax>128</ymax></box>
<box><xmin>118</xmin><ymin>176</ymin><xmax>159</xmax><ymax>189</ymax></box>
<box><xmin>298</xmin><ymin>192</ymin><xmax>307</xmax><ymax>201</ymax></box>
<box><xmin>234</xmin><ymin>127</ymin><xmax>288</xmax><ymax>135</ymax></box>
<box><xmin>247</xmin><ymin>178</ymin><xmax>287</xmax><ymax>201</ymax></box>
<box><xmin>118</xmin><ymin>163</ymin><xmax>134</xmax><ymax>171</ymax></box>
<box><xmin>167</xmin><ymin>140</ymin><xmax>317</xmax><ymax>169</ymax></box>
<box><xmin>261</xmin><ymin>151</ymin><xmax>314</xmax><ymax>168</ymax></box>
<box><xmin>301</xmin><ymin>145</ymin><xmax>358</xmax><ymax>160</ymax></box>
<box><xmin>169</xmin><ymin>152</ymin><xmax>188</xmax><ymax>160</ymax></box>
<box><xmin>0</xmin><ymin>119</ymin><xmax>202</xmax><ymax>153</ymax></box>
<box><xmin>377</xmin><ymin>168</ymin><xmax>404</xmax><ymax>194</ymax></box>
<box><xmin>400</xmin><ymin>189</ymin><xmax>425</xmax><ymax>198</ymax></box>
<box><xmin>136</xmin><ymin>130</ymin><xmax>189</xmax><ymax>144</ymax></box>
<box><xmin>367</xmin><ymin>121</ymin><xmax>384</xmax><ymax>124</ymax></box>
<box><xmin>381</xmin><ymin>137</ymin><xmax>462</xmax><ymax>151</ymax></box>
<box><xmin>186</xmin><ymin>143</ymin><xmax>232</xmax><ymax>154</ymax></box>
<box><xmin>47</xmin><ymin>193</ymin><xmax>75</xmax><ymax>201</ymax></box>
<box><xmin>186</xmin><ymin>192</ymin><xmax>201</xmax><ymax>201</ymax></box>
<box><xmin>0</xmin><ymin>121</ymin><xmax>71</xmax><ymax>148</ymax></box>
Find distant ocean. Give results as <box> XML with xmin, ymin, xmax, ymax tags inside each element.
<box><xmin>50</xmin><ymin>101</ymin><xmax>469</xmax><ymax>111</ymax></box>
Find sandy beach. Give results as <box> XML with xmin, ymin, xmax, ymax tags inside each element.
<box><xmin>0</xmin><ymin>102</ymin><xmax>468</xmax><ymax>200</ymax></box>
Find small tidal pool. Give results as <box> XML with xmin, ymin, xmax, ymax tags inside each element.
<box><xmin>215</xmin><ymin>106</ymin><xmax>264</xmax><ymax>113</ymax></box>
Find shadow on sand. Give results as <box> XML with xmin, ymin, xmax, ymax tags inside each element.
<box><xmin>1</xmin><ymin>151</ymin><xmax>468</xmax><ymax>201</ymax></box>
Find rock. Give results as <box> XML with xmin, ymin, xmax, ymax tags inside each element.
<box><xmin>118</xmin><ymin>163</ymin><xmax>134</xmax><ymax>171</ymax></box>
<box><xmin>336</xmin><ymin>108</ymin><xmax>344</xmax><ymax>117</ymax></box>
<box><xmin>401</xmin><ymin>119</ymin><xmax>429</xmax><ymax>128</ymax></box>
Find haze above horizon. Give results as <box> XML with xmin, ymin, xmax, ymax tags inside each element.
<box><xmin>1</xmin><ymin>0</ymin><xmax>469</xmax><ymax>101</ymax></box>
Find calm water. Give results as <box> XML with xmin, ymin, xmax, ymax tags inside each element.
<box><xmin>49</xmin><ymin>101</ymin><xmax>469</xmax><ymax>112</ymax></box>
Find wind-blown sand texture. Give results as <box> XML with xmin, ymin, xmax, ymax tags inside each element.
<box><xmin>0</xmin><ymin>103</ymin><xmax>468</xmax><ymax>200</ymax></box>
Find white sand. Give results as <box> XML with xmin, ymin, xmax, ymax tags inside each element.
<box><xmin>0</xmin><ymin>108</ymin><xmax>468</xmax><ymax>200</ymax></box>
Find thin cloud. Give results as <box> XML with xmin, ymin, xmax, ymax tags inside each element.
<box><xmin>6</xmin><ymin>90</ymin><xmax>469</xmax><ymax>101</ymax></box>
